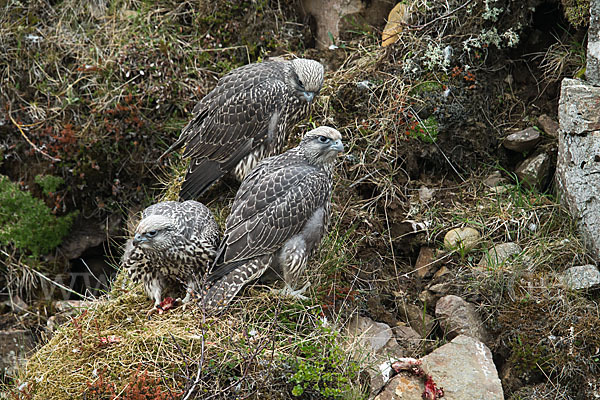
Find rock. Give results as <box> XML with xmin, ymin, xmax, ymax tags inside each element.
<box><xmin>557</xmin><ymin>79</ymin><xmax>600</xmax><ymax>260</ymax></box>
<box><xmin>346</xmin><ymin>315</ymin><xmax>393</xmax><ymax>354</ymax></box>
<box><xmin>393</xmin><ymin>325</ymin><xmax>422</xmax><ymax>355</ymax></box>
<box><xmin>443</xmin><ymin>227</ymin><xmax>481</xmax><ymax>252</ymax></box>
<box><xmin>538</xmin><ymin>114</ymin><xmax>559</xmax><ymax>137</ymax></box>
<box><xmin>559</xmin><ymin>264</ymin><xmax>600</xmax><ymax>290</ymax></box>
<box><xmin>414</xmin><ymin>247</ymin><xmax>440</xmax><ymax>278</ymax></box>
<box><xmin>0</xmin><ymin>329</ymin><xmax>35</xmax><ymax>378</ymax></box>
<box><xmin>375</xmin><ymin>336</ymin><xmax>503</xmax><ymax>400</ymax></box>
<box><xmin>301</xmin><ymin>0</ymin><xmax>394</xmax><ymax>49</ymax></box>
<box><xmin>503</xmin><ymin>127</ymin><xmax>541</xmax><ymax>152</ymax></box>
<box><xmin>58</xmin><ymin>214</ymin><xmax>121</xmax><ymax>260</ymax></box>
<box><xmin>398</xmin><ymin>304</ymin><xmax>436</xmax><ymax>338</ymax></box>
<box><xmin>478</xmin><ymin>242</ymin><xmax>522</xmax><ymax>270</ymax></box>
<box><xmin>381</xmin><ymin>2</ymin><xmax>413</xmax><ymax>47</ymax></box>
<box><xmin>515</xmin><ymin>152</ymin><xmax>551</xmax><ymax>190</ymax></box>
<box><xmin>421</xmin><ymin>335</ymin><xmax>503</xmax><ymax>399</ymax></box>
<box><xmin>428</xmin><ymin>283</ymin><xmax>450</xmax><ymax>296</ymax></box>
<box><xmin>433</xmin><ymin>266</ymin><xmax>451</xmax><ymax>279</ymax></box>
<box><xmin>587</xmin><ymin>0</ymin><xmax>600</xmax><ymax>85</ymax></box>
<box><xmin>483</xmin><ymin>171</ymin><xmax>506</xmax><ymax>188</ymax></box>
<box><xmin>435</xmin><ymin>295</ymin><xmax>489</xmax><ymax>343</ymax></box>
<box><xmin>418</xmin><ymin>290</ymin><xmax>436</xmax><ymax>306</ymax></box>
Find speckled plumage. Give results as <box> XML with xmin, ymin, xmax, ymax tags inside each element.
<box><xmin>162</xmin><ymin>58</ymin><xmax>325</xmax><ymax>200</ymax></box>
<box><xmin>203</xmin><ymin>126</ymin><xmax>344</xmax><ymax>312</ymax></box>
<box><xmin>122</xmin><ymin>200</ymin><xmax>220</xmax><ymax>306</ymax></box>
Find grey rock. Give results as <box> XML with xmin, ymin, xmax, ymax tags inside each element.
<box><xmin>558</xmin><ymin>78</ymin><xmax>600</xmax><ymax>134</ymax></box>
<box><xmin>559</xmin><ymin>264</ymin><xmax>600</xmax><ymax>290</ymax></box>
<box><xmin>587</xmin><ymin>0</ymin><xmax>600</xmax><ymax>85</ymax></box>
<box><xmin>393</xmin><ymin>325</ymin><xmax>423</xmax><ymax>355</ymax></box>
<box><xmin>428</xmin><ymin>283</ymin><xmax>451</xmax><ymax>296</ymax></box>
<box><xmin>0</xmin><ymin>329</ymin><xmax>35</xmax><ymax>378</ymax></box>
<box><xmin>435</xmin><ymin>295</ymin><xmax>489</xmax><ymax>343</ymax></box>
<box><xmin>557</xmin><ymin>78</ymin><xmax>600</xmax><ymax>260</ymax></box>
<box><xmin>478</xmin><ymin>242</ymin><xmax>522</xmax><ymax>270</ymax></box>
<box><xmin>515</xmin><ymin>152</ymin><xmax>551</xmax><ymax>190</ymax></box>
<box><xmin>347</xmin><ymin>315</ymin><xmax>393</xmax><ymax>354</ymax></box>
<box><xmin>538</xmin><ymin>114</ymin><xmax>559</xmax><ymax>138</ymax></box>
<box><xmin>421</xmin><ymin>335</ymin><xmax>503</xmax><ymax>400</ymax></box>
<box><xmin>503</xmin><ymin>127</ymin><xmax>541</xmax><ymax>152</ymax></box>
<box><xmin>58</xmin><ymin>214</ymin><xmax>121</xmax><ymax>260</ymax></box>
<box><xmin>375</xmin><ymin>336</ymin><xmax>503</xmax><ymax>400</ymax></box>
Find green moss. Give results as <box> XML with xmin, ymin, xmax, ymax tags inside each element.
<box><xmin>34</xmin><ymin>174</ymin><xmax>64</xmax><ymax>195</ymax></box>
<box><xmin>0</xmin><ymin>175</ymin><xmax>77</xmax><ymax>257</ymax></box>
<box><xmin>408</xmin><ymin>116</ymin><xmax>439</xmax><ymax>143</ymax></box>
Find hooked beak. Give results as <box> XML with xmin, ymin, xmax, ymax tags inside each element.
<box><xmin>330</xmin><ymin>139</ymin><xmax>344</xmax><ymax>153</ymax></box>
<box><xmin>133</xmin><ymin>233</ymin><xmax>147</xmax><ymax>246</ymax></box>
<box><xmin>303</xmin><ymin>91</ymin><xmax>315</xmax><ymax>103</ymax></box>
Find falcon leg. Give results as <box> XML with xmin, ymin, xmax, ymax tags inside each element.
<box><xmin>273</xmin><ymin>281</ymin><xmax>311</xmax><ymax>300</ymax></box>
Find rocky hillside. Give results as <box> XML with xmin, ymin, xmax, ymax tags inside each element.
<box><xmin>1</xmin><ymin>0</ymin><xmax>598</xmax><ymax>399</ymax></box>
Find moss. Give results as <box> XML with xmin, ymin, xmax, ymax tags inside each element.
<box><xmin>0</xmin><ymin>175</ymin><xmax>77</xmax><ymax>257</ymax></box>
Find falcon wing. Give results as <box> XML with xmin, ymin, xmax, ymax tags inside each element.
<box><xmin>221</xmin><ymin>162</ymin><xmax>330</xmax><ymax>264</ymax></box>
<box><xmin>179</xmin><ymin>78</ymin><xmax>289</xmax><ymax>199</ymax></box>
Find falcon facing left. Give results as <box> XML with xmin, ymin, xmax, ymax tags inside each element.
<box><xmin>122</xmin><ymin>200</ymin><xmax>220</xmax><ymax>313</ymax></box>
<box><xmin>202</xmin><ymin>126</ymin><xmax>344</xmax><ymax>312</ymax></box>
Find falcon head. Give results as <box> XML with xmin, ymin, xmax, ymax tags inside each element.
<box><xmin>289</xmin><ymin>58</ymin><xmax>324</xmax><ymax>104</ymax></box>
<box><xmin>301</xmin><ymin>126</ymin><xmax>344</xmax><ymax>165</ymax></box>
<box><xmin>132</xmin><ymin>214</ymin><xmax>178</xmax><ymax>252</ymax></box>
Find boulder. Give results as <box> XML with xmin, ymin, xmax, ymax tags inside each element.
<box><xmin>375</xmin><ymin>335</ymin><xmax>503</xmax><ymax>400</ymax></box>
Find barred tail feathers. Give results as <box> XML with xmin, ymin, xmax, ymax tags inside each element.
<box><xmin>202</xmin><ymin>258</ymin><xmax>268</xmax><ymax>312</ymax></box>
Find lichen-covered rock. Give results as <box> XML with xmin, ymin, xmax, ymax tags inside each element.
<box><xmin>478</xmin><ymin>242</ymin><xmax>522</xmax><ymax>270</ymax></box>
<box><xmin>538</xmin><ymin>114</ymin><xmax>559</xmax><ymax>138</ymax></box>
<box><xmin>559</xmin><ymin>264</ymin><xmax>600</xmax><ymax>290</ymax></box>
<box><xmin>557</xmin><ymin>78</ymin><xmax>600</xmax><ymax>260</ymax></box>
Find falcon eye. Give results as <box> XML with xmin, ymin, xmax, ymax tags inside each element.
<box><xmin>317</xmin><ymin>135</ymin><xmax>330</xmax><ymax>143</ymax></box>
<box><xmin>146</xmin><ymin>230</ymin><xmax>158</xmax><ymax>237</ymax></box>
<box><xmin>298</xmin><ymin>79</ymin><xmax>305</xmax><ymax>89</ymax></box>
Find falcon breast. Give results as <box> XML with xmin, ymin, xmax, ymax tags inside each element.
<box><xmin>122</xmin><ymin>200</ymin><xmax>220</xmax><ymax>307</ymax></box>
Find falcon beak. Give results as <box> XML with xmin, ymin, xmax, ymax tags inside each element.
<box><xmin>303</xmin><ymin>91</ymin><xmax>315</xmax><ymax>103</ymax></box>
<box><xmin>330</xmin><ymin>139</ymin><xmax>344</xmax><ymax>153</ymax></box>
<box><xmin>133</xmin><ymin>233</ymin><xmax>148</xmax><ymax>245</ymax></box>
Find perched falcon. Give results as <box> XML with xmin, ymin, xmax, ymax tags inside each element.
<box><xmin>122</xmin><ymin>200</ymin><xmax>219</xmax><ymax>313</ymax></box>
<box><xmin>202</xmin><ymin>126</ymin><xmax>344</xmax><ymax>312</ymax></box>
<box><xmin>161</xmin><ymin>58</ymin><xmax>325</xmax><ymax>200</ymax></box>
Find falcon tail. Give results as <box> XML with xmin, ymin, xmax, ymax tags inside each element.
<box><xmin>200</xmin><ymin>259</ymin><xmax>268</xmax><ymax>313</ymax></box>
<box><xmin>179</xmin><ymin>160</ymin><xmax>226</xmax><ymax>200</ymax></box>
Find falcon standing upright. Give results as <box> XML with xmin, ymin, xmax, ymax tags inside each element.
<box><xmin>161</xmin><ymin>58</ymin><xmax>325</xmax><ymax>200</ymax></box>
<box><xmin>202</xmin><ymin>126</ymin><xmax>344</xmax><ymax>312</ymax></box>
<box><xmin>122</xmin><ymin>200</ymin><xmax>220</xmax><ymax>313</ymax></box>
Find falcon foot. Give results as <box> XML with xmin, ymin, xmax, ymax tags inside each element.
<box><xmin>273</xmin><ymin>281</ymin><xmax>311</xmax><ymax>300</ymax></box>
<box><xmin>146</xmin><ymin>297</ymin><xmax>181</xmax><ymax>319</ymax></box>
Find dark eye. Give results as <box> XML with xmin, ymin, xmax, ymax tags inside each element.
<box><xmin>298</xmin><ymin>79</ymin><xmax>305</xmax><ymax>89</ymax></box>
<box><xmin>146</xmin><ymin>230</ymin><xmax>158</xmax><ymax>237</ymax></box>
<box><xmin>317</xmin><ymin>136</ymin><xmax>330</xmax><ymax>143</ymax></box>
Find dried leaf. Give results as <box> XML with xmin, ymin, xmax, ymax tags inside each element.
<box><xmin>382</xmin><ymin>2</ymin><xmax>412</xmax><ymax>47</ymax></box>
